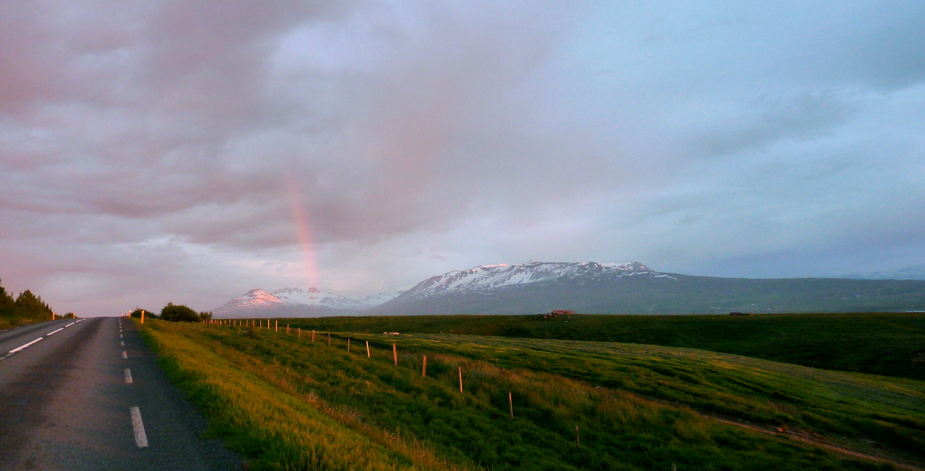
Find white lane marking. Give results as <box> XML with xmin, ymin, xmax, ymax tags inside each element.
<box><xmin>120</xmin><ymin>334</ymin><xmax>123</xmax><ymax>338</ymax></box>
<box><xmin>130</xmin><ymin>407</ymin><xmax>149</xmax><ymax>447</ymax></box>
<box><xmin>120</xmin><ymin>341</ymin><xmax>125</xmax><ymax>346</ymax></box>
<box><xmin>65</xmin><ymin>322</ymin><xmax>75</xmax><ymax>327</ymax></box>
<box><xmin>122</xmin><ymin>351</ymin><xmax>128</xmax><ymax>359</ymax></box>
<box><xmin>46</xmin><ymin>328</ymin><xmax>65</xmax><ymax>336</ymax></box>
<box><xmin>9</xmin><ymin>337</ymin><xmax>44</xmax><ymax>354</ymax></box>
<box><xmin>124</xmin><ymin>368</ymin><xmax>133</xmax><ymax>384</ymax></box>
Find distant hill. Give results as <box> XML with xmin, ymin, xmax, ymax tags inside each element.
<box><xmin>847</xmin><ymin>264</ymin><xmax>925</xmax><ymax>280</ymax></box>
<box><xmin>368</xmin><ymin>261</ymin><xmax>925</xmax><ymax>315</ymax></box>
<box><xmin>214</xmin><ymin>261</ymin><xmax>925</xmax><ymax>317</ymax></box>
<box><xmin>213</xmin><ymin>287</ymin><xmax>398</xmax><ymax>318</ymax></box>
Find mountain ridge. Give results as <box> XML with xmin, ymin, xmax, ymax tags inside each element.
<box><xmin>214</xmin><ymin>260</ymin><xmax>925</xmax><ymax>317</ymax></box>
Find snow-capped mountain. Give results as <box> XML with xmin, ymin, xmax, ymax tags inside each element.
<box><xmin>395</xmin><ymin>261</ymin><xmax>672</xmax><ymax>301</ymax></box>
<box><xmin>214</xmin><ymin>261</ymin><xmax>925</xmax><ymax>317</ymax></box>
<box><xmin>370</xmin><ymin>260</ymin><xmax>925</xmax><ymax>315</ymax></box>
<box><xmin>369</xmin><ymin>261</ymin><xmax>686</xmax><ymax>315</ymax></box>
<box><xmin>213</xmin><ymin>287</ymin><xmax>399</xmax><ymax>318</ymax></box>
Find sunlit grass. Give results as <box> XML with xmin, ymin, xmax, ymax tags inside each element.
<box><xmin>142</xmin><ymin>322</ymin><xmax>462</xmax><ymax>471</ymax></box>
<box><xmin>140</xmin><ymin>319</ymin><xmax>921</xmax><ymax>470</ymax></box>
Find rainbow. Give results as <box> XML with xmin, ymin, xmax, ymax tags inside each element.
<box><xmin>284</xmin><ymin>174</ymin><xmax>318</xmax><ymax>289</ymax></box>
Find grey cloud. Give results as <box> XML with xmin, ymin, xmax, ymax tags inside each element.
<box><xmin>687</xmin><ymin>89</ymin><xmax>860</xmax><ymax>159</ymax></box>
<box><xmin>1</xmin><ymin>1</ymin><xmax>924</xmax><ymax>315</ymax></box>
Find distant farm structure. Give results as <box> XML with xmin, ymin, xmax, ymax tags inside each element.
<box><xmin>541</xmin><ymin>310</ymin><xmax>574</xmax><ymax>319</ymax></box>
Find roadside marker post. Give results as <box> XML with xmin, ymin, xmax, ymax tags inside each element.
<box><xmin>459</xmin><ymin>367</ymin><xmax>463</xmax><ymax>393</ymax></box>
<box><xmin>422</xmin><ymin>355</ymin><xmax>427</xmax><ymax>377</ymax></box>
<box><xmin>141</xmin><ymin>310</ymin><xmax>145</xmax><ymax>325</ymax></box>
<box><xmin>366</xmin><ymin>341</ymin><xmax>370</xmax><ymax>358</ymax></box>
<box><xmin>393</xmin><ymin>344</ymin><xmax>398</xmax><ymax>366</ymax></box>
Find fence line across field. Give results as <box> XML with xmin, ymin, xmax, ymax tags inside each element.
<box><xmin>213</xmin><ymin>322</ymin><xmax>525</xmax><ymax>419</ymax></box>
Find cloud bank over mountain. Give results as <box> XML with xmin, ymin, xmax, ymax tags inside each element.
<box><xmin>1</xmin><ymin>1</ymin><xmax>923</xmax><ymax>315</ymax></box>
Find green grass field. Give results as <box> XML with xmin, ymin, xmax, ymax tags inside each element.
<box><xmin>141</xmin><ymin>318</ymin><xmax>925</xmax><ymax>470</ymax></box>
<box><xmin>284</xmin><ymin>312</ymin><xmax>925</xmax><ymax>381</ymax></box>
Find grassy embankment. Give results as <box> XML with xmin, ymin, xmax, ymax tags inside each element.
<box><xmin>286</xmin><ymin>312</ymin><xmax>925</xmax><ymax>381</ymax></box>
<box><xmin>0</xmin><ymin>314</ymin><xmax>75</xmax><ymax>331</ymax></box>
<box><xmin>0</xmin><ymin>317</ymin><xmax>37</xmax><ymax>330</ymax></box>
<box><xmin>141</xmin><ymin>319</ymin><xmax>925</xmax><ymax>470</ymax></box>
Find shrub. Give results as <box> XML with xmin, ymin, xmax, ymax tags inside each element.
<box><xmin>160</xmin><ymin>303</ymin><xmax>200</xmax><ymax>322</ymax></box>
<box><xmin>131</xmin><ymin>308</ymin><xmax>157</xmax><ymax>319</ymax></box>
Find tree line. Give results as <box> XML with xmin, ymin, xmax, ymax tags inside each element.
<box><xmin>0</xmin><ymin>278</ymin><xmax>71</xmax><ymax>320</ymax></box>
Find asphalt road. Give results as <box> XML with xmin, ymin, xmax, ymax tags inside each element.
<box><xmin>0</xmin><ymin>317</ymin><xmax>242</xmax><ymax>470</ymax></box>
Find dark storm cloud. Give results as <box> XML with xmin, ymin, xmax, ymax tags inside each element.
<box><xmin>1</xmin><ymin>1</ymin><xmax>923</xmax><ymax>314</ymax></box>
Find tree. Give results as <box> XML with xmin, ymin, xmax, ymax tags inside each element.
<box><xmin>198</xmin><ymin>311</ymin><xmax>213</xmax><ymax>322</ymax></box>
<box><xmin>15</xmin><ymin>290</ymin><xmax>53</xmax><ymax>319</ymax></box>
<box><xmin>160</xmin><ymin>302</ymin><xmax>199</xmax><ymax>322</ymax></box>
<box><xmin>0</xmin><ymin>279</ymin><xmax>15</xmax><ymax>317</ymax></box>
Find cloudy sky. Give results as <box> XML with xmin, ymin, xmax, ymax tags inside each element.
<box><xmin>2</xmin><ymin>1</ymin><xmax>924</xmax><ymax>315</ymax></box>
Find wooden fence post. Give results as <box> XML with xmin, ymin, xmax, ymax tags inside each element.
<box><xmin>312</xmin><ymin>330</ymin><xmax>315</xmax><ymax>342</ymax></box>
<box><xmin>287</xmin><ymin>324</ymin><xmax>290</xmax><ymax>335</ymax></box>
<box><xmin>575</xmin><ymin>425</ymin><xmax>580</xmax><ymax>447</ymax></box>
<box><xmin>366</xmin><ymin>341</ymin><xmax>370</xmax><ymax>358</ymax></box>
<box><xmin>347</xmin><ymin>338</ymin><xmax>351</xmax><ymax>353</ymax></box>
<box><xmin>422</xmin><ymin>355</ymin><xmax>427</xmax><ymax>377</ymax></box>
<box><xmin>275</xmin><ymin>320</ymin><xmax>278</xmax><ymax>332</ymax></box>
<box><xmin>298</xmin><ymin>327</ymin><xmax>301</xmax><ymax>339</ymax></box>
<box><xmin>509</xmin><ymin>391</ymin><xmax>514</xmax><ymax>418</ymax></box>
<box><xmin>328</xmin><ymin>333</ymin><xmax>331</xmax><ymax>345</ymax></box>
<box><xmin>459</xmin><ymin>367</ymin><xmax>463</xmax><ymax>393</ymax></box>
<box><xmin>393</xmin><ymin>344</ymin><xmax>398</xmax><ymax>366</ymax></box>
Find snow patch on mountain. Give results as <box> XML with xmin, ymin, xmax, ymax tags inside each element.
<box><xmin>214</xmin><ymin>287</ymin><xmax>399</xmax><ymax>314</ymax></box>
<box><xmin>394</xmin><ymin>261</ymin><xmax>675</xmax><ymax>301</ymax></box>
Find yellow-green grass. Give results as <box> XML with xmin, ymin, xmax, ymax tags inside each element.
<box><xmin>141</xmin><ymin>320</ymin><xmax>924</xmax><ymax>470</ymax></box>
<box><xmin>141</xmin><ymin>321</ymin><xmax>462</xmax><ymax>471</ymax></box>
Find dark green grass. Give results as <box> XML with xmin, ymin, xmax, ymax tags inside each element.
<box><xmin>146</xmin><ymin>320</ymin><xmax>923</xmax><ymax>470</ymax></box>
<box><xmin>348</xmin><ymin>333</ymin><xmax>925</xmax><ymax>461</ymax></box>
<box><xmin>283</xmin><ymin>312</ymin><xmax>925</xmax><ymax>380</ymax></box>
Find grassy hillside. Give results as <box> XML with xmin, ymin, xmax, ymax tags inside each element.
<box><xmin>283</xmin><ymin>312</ymin><xmax>925</xmax><ymax>381</ymax></box>
<box><xmin>142</xmin><ymin>319</ymin><xmax>925</xmax><ymax>470</ymax></box>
